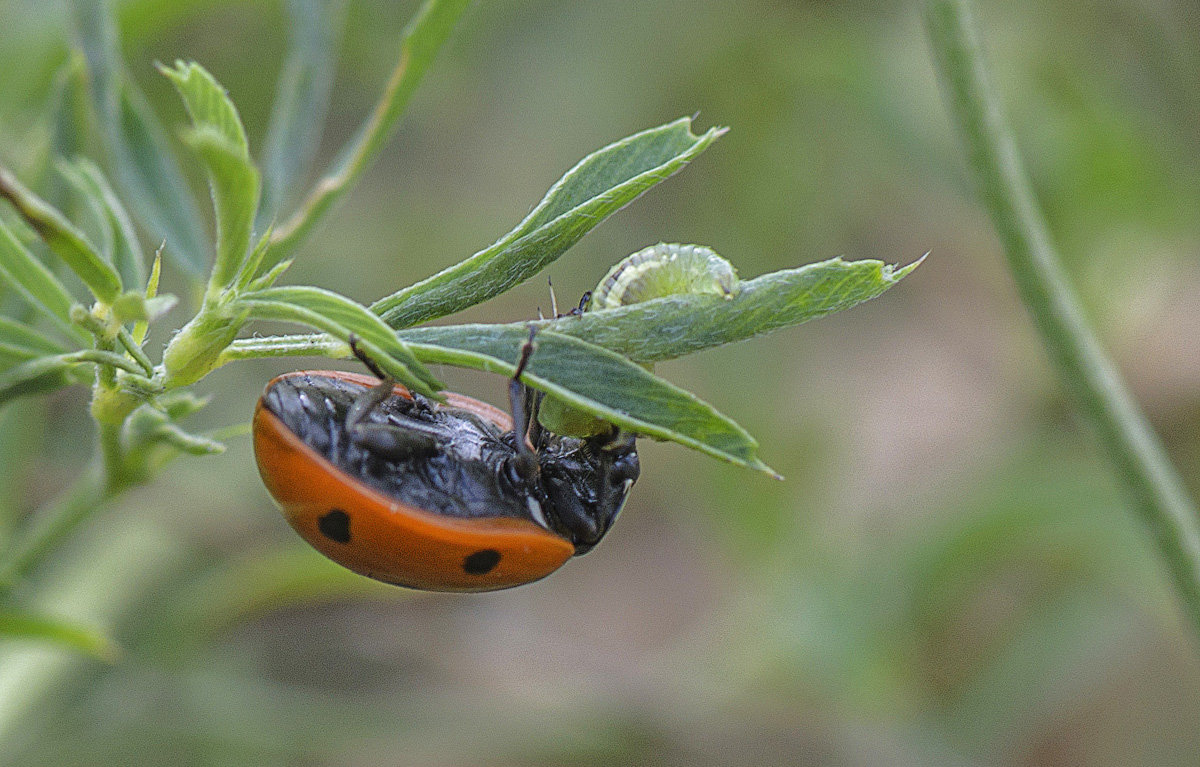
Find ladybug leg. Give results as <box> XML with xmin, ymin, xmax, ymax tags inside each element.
<box><xmin>346</xmin><ymin>336</ymin><xmax>444</xmax><ymax>459</ymax></box>
<box><xmin>569</xmin><ymin>290</ymin><xmax>592</xmax><ymax>317</ymax></box>
<box><xmin>505</xmin><ymin>325</ymin><xmax>540</xmax><ymax>481</ymax></box>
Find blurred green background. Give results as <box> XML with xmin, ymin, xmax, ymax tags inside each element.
<box><xmin>2</xmin><ymin>0</ymin><xmax>1199</xmax><ymax>764</ymax></box>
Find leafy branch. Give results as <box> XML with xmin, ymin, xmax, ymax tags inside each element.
<box><xmin>0</xmin><ymin>0</ymin><xmax>919</xmax><ymax>665</ymax></box>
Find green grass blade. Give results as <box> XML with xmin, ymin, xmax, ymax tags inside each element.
<box><xmin>0</xmin><ymin>317</ymin><xmax>68</xmax><ymax>361</ymax></box>
<box><xmin>57</xmin><ymin>158</ymin><xmax>146</xmax><ymax>291</ymax></box>
<box><xmin>38</xmin><ymin>52</ymin><xmax>92</xmax><ymax>207</ymax></box>
<box><xmin>265</xmin><ymin>0</ymin><xmax>472</xmax><ymax>266</ymax></box>
<box><xmin>406</xmin><ymin>326</ymin><xmax>774</xmax><ymax>475</ymax></box>
<box><xmin>373</xmin><ymin>118</ymin><xmax>726</xmax><ymax>328</ymax></box>
<box><xmin>0</xmin><ymin>608</ymin><xmax>117</xmax><ymax>662</ymax></box>
<box><xmin>0</xmin><ymin>219</ymin><xmax>85</xmax><ymax>344</ymax></box>
<box><xmin>403</xmin><ymin>255</ymin><xmax>921</xmax><ymax>363</ymax></box>
<box><xmin>0</xmin><ymin>355</ymin><xmax>86</xmax><ymax>406</ymax></box>
<box><xmin>258</xmin><ymin>0</ymin><xmax>348</xmax><ymax>225</ymax></box>
<box><xmin>925</xmin><ymin>0</ymin><xmax>1200</xmax><ymax>640</ymax></box>
<box><xmin>70</xmin><ymin>0</ymin><xmax>210</xmax><ymax>276</ymax></box>
<box><xmin>0</xmin><ymin>168</ymin><xmax>122</xmax><ymax>303</ymax></box>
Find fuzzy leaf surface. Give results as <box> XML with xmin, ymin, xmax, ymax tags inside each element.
<box><xmin>237</xmin><ymin>286</ymin><xmax>441</xmax><ymax>396</ymax></box>
<box><xmin>162</xmin><ymin>62</ymin><xmax>260</xmax><ymax>292</ymax></box>
<box><xmin>401</xmin><ymin>256</ymin><xmax>922</xmax><ymax>362</ymax></box>
<box><xmin>405</xmin><ymin>327</ymin><xmax>773</xmax><ymax>474</ymax></box>
<box><xmin>0</xmin><ymin>168</ymin><xmax>122</xmax><ymax>303</ymax></box>
<box><xmin>373</xmin><ymin>118</ymin><xmax>726</xmax><ymax>329</ymax></box>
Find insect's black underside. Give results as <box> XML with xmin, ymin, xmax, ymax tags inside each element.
<box><xmin>262</xmin><ymin>373</ymin><xmax>637</xmax><ymax>550</ymax></box>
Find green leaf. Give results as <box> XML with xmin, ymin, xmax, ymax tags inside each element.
<box><xmin>402</xmin><ymin>256</ymin><xmax>923</xmax><ymax>363</ymax></box>
<box><xmin>244</xmin><ymin>259</ymin><xmax>293</xmax><ymax>293</ymax></box>
<box><xmin>258</xmin><ymin>0</ymin><xmax>348</xmax><ymax>225</ymax></box>
<box><xmin>0</xmin><ymin>317</ymin><xmax>68</xmax><ymax>362</ymax></box>
<box><xmin>0</xmin><ymin>168</ymin><xmax>122</xmax><ymax>303</ymax></box>
<box><xmin>57</xmin><ymin>159</ymin><xmax>147</xmax><ymax>293</ymax></box>
<box><xmin>179</xmin><ymin>127</ymin><xmax>261</xmax><ymax>293</ymax></box>
<box><xmin>161</xmin><ymin>62</ymin><xmax>260</xmax><ymax>294</ymax></box>
<box><xmin>372</xmin><ymin>117</ymin><xmax>727</xmax><ymax>328</ymax></box>
<box><xmin>40</xmin><ymin>52</ymin><xmax>93</xmax><ymax>206</ymax></box>
<box><xmin>237</xmin><ymin>286</ymin><xmax>442</xmax><ymax>397</ymax></box>
<box><xmin>404</xmin><ymin>326</ymin><xmax>774</xmax><ymax>474</ymax></box>
<box><xmin>0</xmin><ymin>219</ymin><xmax>86</xmax><ymax>344</ymax></box>
<box><xmin>158</xmin><ymin>61</ymin><xmax>250</xmax><ymax>158</ymax></box>
<box><xmin>266</xmin><ymin>0</ymin><xmax>473</xmax><ymax>266</ymax></box>
<box><xmin>234</xmin><ymin>227</ymin><xmax>275</xmax><ymax>291</ymax></box>
<box><xmin>132</xmin><ymin>246</ymin><xmax>163</xmax><ymax>345</ymax></box>
<box><xmin>55</xmin><ymin>160</ymin><xmax>116</xmax><ymax>271</ymax></box>
<box><xmin>0</xmin><ymin>607</ymin><xmax>118</xmax><ymax>661</ymax></box>
<box><xmin>70</xmin><ymin>0</ymin><xmax>210</xmax><ymax>275</ymax></box>
<box><xmin>0</xmin><ymin>355</ymin><xmax>86</xmax><ymax>406</ymax></box>
<box><xmin>124</xmin><ymin>406</ymin><xmax>226</xmax><ymax>457</ymax></box>
<box><xmin>110</xmin><ymin>291</ymin><xmax>177</xmax><ymax>325</ymax></box>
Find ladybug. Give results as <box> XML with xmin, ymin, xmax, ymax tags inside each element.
<box><xmin>252</xmin><ymin>334</ymin><xmax>640</xmax><ymax>592</ymax></box>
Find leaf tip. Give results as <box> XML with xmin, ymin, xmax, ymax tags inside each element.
<box><xmin>753</xmin><ymin>459</ymin><xmax>784</xmax><ymax>480</ymax></box>
<box><xmin>888</xmin><ymin>251</ymin><xmax>928</xmax><ymax>281</ymax></box>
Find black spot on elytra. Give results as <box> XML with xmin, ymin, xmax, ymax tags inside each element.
<box><xmin>463</xmin><ymin>549</ymin><xmax>501</xmax><ymax>575</ymax></box>
<box><xmin>318</xmin><ymin>509</ymin><xmax>351</xmax><ymax>543</ymax></box>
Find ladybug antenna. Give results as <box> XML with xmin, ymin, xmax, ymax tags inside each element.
<box><xmin>507</xmin><ymin>325</ymin><xmax>539</xmax><ymax>479</ymax></box>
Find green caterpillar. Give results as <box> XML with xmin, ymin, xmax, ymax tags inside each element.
<box><xmin>538</xmin><ymin>244</ymin><xmax>738</xmax><ymax>438</ymax></box>
<box><xmin>590</xmin><ymin>243</ymin><xmax>738</xmax><ymax>309</ymax></box>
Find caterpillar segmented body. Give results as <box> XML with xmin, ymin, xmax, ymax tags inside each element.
<box><xmin>590</xmin><ymin>243</ymin><xmax>738</xmax><ymax>310</ymax></box>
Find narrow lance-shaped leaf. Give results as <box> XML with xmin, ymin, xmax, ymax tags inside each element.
<box><xmin>224</xmin><ymin>255</ymin><xmax>922</xmax><ymax>373</ymax></box>
<box><xmin>60</xmin><ymin>159</ymin><xmax>146</xmax><ymax>291</ymax></box>
<box><xmin>0</xmin><ymin>219</ymin><xmax>86</xmax><ymax>344</ymax></box>
<box><xmin>159</xmin><ymin>61</ymin><xmax>249</xmax><ymax>154</ymax></box>
<box><xmin>55</xmin><ymin>160</ymin><xmax>116</xmax><ymax>270</ymax></box>
<box><xmin>0</xmin><ymin>317</ymin><xmax>68</xmax><ymax>363</ymax></box>
<box><xmin>400</xmin><ymin>256</ymin><xmax>923</xmax><ymax>363</ymax></box>
<box><xmin>405</xmin><ymin>326</ymin><xmax>775</xmax><ymax>474</ymax></box>
<box><xmin>373</xmin><ymin>118</ymin><xmax>727</xmax><ymax>329</ymax></box>
<box><xmin>40</xmin><ymin>52</ymin><xmax>92</xmax><ymax>207</ymax></box>
<box><xmin>266</xmin><ymin>0</ymin><xmax>473</xmax><ymax>266</ymax></box>
<box><xmin>236</xmin><ymin>285</ymin><xmax>442</xmax><ymax>396</ymax></box>
<box><xmin>161</xmin><ymin>62</ymin><xmax>260</xmax><ymax>294</ymax></box>
<box><xmin>132</xmin><ymin>247</ymin><xmax>163</xmax><ymax>345</ymax></box>
<box><xmin>258</xmin><ymin>0</ymin><xmax>348</xmax><ymax>225</ymax></box>
<box><xmin>0</xmin><ymin>607</ymin><xmax>118</xmax><ymax>661</ymax></box>
<box><xmin>70</xmin><ymin>0</ymin><xmax>210</xmax><ymax>275</ymax></box>
<box><xmin>0</xmin><ymin>355</ymin><xmax>88</xmax><ymax>407</ymax></box>
<box><xmin>0</xmin><ymin>168</ymin><xmax>122</xmax><ymax>303</ymax></box>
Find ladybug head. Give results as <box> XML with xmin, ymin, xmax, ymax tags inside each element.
<box><xmin>539</xmin><ymin>432</ymin><xmax>639</xmax><ymax>554</ymax></box>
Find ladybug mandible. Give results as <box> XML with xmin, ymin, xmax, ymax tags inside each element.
<box><xmin>252</xmin><ymin>333</ymin><xmax>640</xmax><ymax>592</ymax></box>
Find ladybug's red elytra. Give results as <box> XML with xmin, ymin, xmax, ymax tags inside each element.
<box><xmin>253</xmin><ymin>336</ymin><xmax>639</xmax><ymax>592</ymax></box>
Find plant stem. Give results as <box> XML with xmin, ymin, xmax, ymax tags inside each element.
<box><xmin>924</xmin><ymin>0</ymin><xmax>1200</xmax><ymax>637</ymax></box>
<box><xmin>219</xmin><ymin>333</ymin><xmax>349</xmax><ymax>364</ymax></box>
<box><xmin>264</xmin><ymin>0</ymin><xmax>472</xmax><ymax>266</ymax></box>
